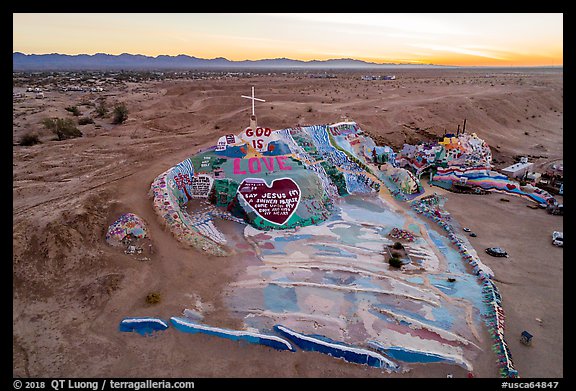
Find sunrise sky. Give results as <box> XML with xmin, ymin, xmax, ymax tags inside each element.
<box><xmin>13</xmin><ymin>13</ymin><xmax>563</xmax><ymax>67</ymax></box>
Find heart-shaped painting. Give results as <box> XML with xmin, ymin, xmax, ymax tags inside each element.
<box><xmin>506</xmin><ymin>183</ymin><xmax>516</xmax><ymax>190</ymax></box>
<box><xmin>237</xmin><ymin>177</ymin><xmax>301</xmax><ymax>225</ymax></box>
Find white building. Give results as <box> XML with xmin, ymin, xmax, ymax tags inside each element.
<box><xmin>501</xmin><ymin>161</ymin><xmax>533</xmax><ymax>179</ymax></box>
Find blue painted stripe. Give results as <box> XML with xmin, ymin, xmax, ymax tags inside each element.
<box><xmin>368</xmin><ymin>341</ymin><xmax>472</xmax><ymax>371</ymax></box>
<box><xmin>170</xmin><ymin>317</ymin><xmax>295</xmax><ymax>351</ymax></box>
<box><xmin>274</xmin><ymin>325</ymin><xmax>398</xmax><ymax>370</ymax></box>
<box><xmin>119</xmin><ymin>317</ymin><xmax>169</xmax><ymax>336</ymax></box>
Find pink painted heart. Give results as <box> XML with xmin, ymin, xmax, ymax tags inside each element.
<box><xmin>237</xmin><ymin>177</ymin><xmax>301</xmax><ymax>225</ymax></box>
<box><xmin>506</xmin><ymin>183</ymin><xmax>516</xmax><ymax>190</ymax></box>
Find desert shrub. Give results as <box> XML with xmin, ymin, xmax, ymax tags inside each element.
<box><xmin>42</xmin><ymin>117</ymin><xmax>83</xmax><ymax>140</ymax></box>
<box><xmin>145</xmin><ymin>292</ymin><xmax>161</xmax><ymax>305</ymax></box>
<box><xmin>95</xmin><ymin>100</ymin><xmax>108</xmax><ymax>117</ymax></box>
<box><xmin>112</xmin><ymin>103</ymin><xmax>128</xmax><ymax>124</ymax></box>
<box><xmin>388</xmin><ymin>257</ymin><xmax>403</xmax><ymax>268</ymax></box>
<box><xmin>392</xmin><ymin>241</ymin><xmax>403</xmax><ymax>250</ymax></box>
<box><xmin>65</xmin><ymin>105</ymin><xmax>81</xmax><ymax>116</ymax></box>
<box><xmin>19</xmin><ymin>132</ymin><xmax>41</xmax><ymax>146</ymax></box>
<box><xmin>78</xmin><ymin>116</ymin><xmax>94</xmax><ymax>125</ymax></box>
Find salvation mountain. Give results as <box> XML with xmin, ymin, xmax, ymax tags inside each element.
<box><xmin>13</xmin><ymin>52</ymin><xmax>442</xmax><ymax>71</ymax></box>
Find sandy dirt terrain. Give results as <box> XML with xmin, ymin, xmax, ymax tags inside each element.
<box><xmin>13</xmin><ymin>68</ymin><xmax>562</xmax><ymax>378</ymax></box>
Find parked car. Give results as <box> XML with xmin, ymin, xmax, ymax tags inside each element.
<box><xmin>485</xmin><ymin>247</ymin><xmax>508</xmax><ymax>257</ymax></box>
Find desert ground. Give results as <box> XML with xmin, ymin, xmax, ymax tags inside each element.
<box><xmin>13</xmin><ymin>67</ymin><xmax>563</xmax><ymax>378</ymax></box>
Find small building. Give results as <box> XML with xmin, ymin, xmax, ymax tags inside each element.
<box><xmin>525</xmin><ymin>171</ymin><xmax>541</xmax><ymax>182</ymax></box>
<box><xmin>520</xmin><ymin>331</ymin><xmax>533</xmax><ymax>345</ymax></box>
<box><xmin>501</xmin><ymin>161</ymin><xmax>534</xmax><ymax>179</ymax></box>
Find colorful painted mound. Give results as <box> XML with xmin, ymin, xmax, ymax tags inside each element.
<box><xmin>396</xmin><ymin>131</ymin><xmax>555</xmax><ymax>204</ymax></box>
<box><xmin>145</xmin><ymin>120</ymin><xmax>521</xmax><ymax>376</ymax></box>
<box><xmin>431</xmin><ymin>166</ymin><xmax>554</xmax><ymax>204</ymax></box>
<box><xmin>106</xmin><ymin>213</ymin><xmax>148</xmax><ymax>246</ymax></box>
<box><xmin>150</xmin><ymin>122</ymin><xmax>417</xmax><ymax>255</ymax></box>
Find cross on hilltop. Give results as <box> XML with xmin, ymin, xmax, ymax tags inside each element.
<box><xmin>241</xmin><ymin>86</ymin><xmax>265</xmax><ymax>128</ymax></box>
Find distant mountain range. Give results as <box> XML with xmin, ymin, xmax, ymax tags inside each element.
<box><xmin>13</xmin><ymin>52</ymin><xmax>445</xmax><ymax>71</ymax></box>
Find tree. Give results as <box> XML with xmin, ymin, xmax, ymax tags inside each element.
<box><xmin>65</xmin><ymin>105</ymin><xmax>81</xmax><ymax>116</ymax></box>
<box><xmin>78</xmin><ymin>116</ymin><xmax>94</xmax><ymax>125</ymax></box>
<box><xmin>388</xmin><ymin>257</ymin><xmax>403</xmax><ymax>268</ymax></box>
<box><xmin>145</xmin><ymin>292</ymin><xmax>161</xmax><ymax>305</ymax></box>
<box><xmin>95</xmin><ymin>99</ymin><xmax>108</xmax><ymax>117</ymax></box>
<box><xmin>112</xmin><ymin>103</ymin><xmax>128</xmax><ymax>124</ymax></box>
<box><xmin>19</xmin><ymin>132</ymin><xmax>41</xmax><ymax>146</ymax></box>
<box><xmin>42</xmin><ymin>117</ymin><xmax>82</xmax><ymax>140</ymax></box>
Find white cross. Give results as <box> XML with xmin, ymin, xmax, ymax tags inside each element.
<box><xmin>241</xmin><ymin>86</ymin><xmax>265</xmax><ymax>116</ymax></box>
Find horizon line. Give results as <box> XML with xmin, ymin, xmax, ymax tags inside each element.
<box><xmin>12</xmin><ymin>52</ymin><xmax>563</xmax><ymax>69</ymax></box>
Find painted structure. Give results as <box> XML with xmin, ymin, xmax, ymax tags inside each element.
<box><xmin>150</xmin><ymin>122</ymin><xmax>419</xmax><ymax>255</ymax></box>
<box><xmin>170</xmin><ymin>317</ymin><xmax>295</xmax><ymax>351</ymax></box>
<box><xmin>106</xmin><ymin>213</ymin><xmax>148</xmax><ymax>246</ymax></box>
<box><xmin>397</xmin><ymin>132</ymin><xmax>554</xmax><ymax>205</ymax></box>
<box><xmin>274</xmin><ymin>325</ymin><xmax>399</xmax><ymax>370</ymax></box>
<box><xmin>119</xmin><ymin>317</ymin><xmax>169</xmax><ymax>336</ymax></box>
<box><xmin>145</xmin><ymin>120</ymin><xmax>523</xmax><ymax>377</ymax></box>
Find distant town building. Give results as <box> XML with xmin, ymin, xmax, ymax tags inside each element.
<box><xmin>361</xmin><ymin>75</ymin><xmax>396</xmax><ymax>81</ymax></box>
<box><xmin>308</xmin><ymin>73</ymin><xmax>336</xmax><ymax>79</ymax></box>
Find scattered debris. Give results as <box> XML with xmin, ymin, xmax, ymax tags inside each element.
<box><xmin>535</xmin><ymin>318</ymin><xmax>543</xmax><ymax>326</ymax></box>
<box><xmin>552</xmin><ymin>231</ymin><xmax>563</xmax><ymax>247</ymax></box>
<box><xmin>124</xmin><ymin>244</ymin><xmax>143</xmax><ymax>254</ymax></box>
<box><xmin>546</xmin><ymin>201</ymin><xmax>563</xmax><ymax>215</ymax></box>
<box><xmin>389</xmin><ymin>227</ymin><xmax>416</xmax><ymax>242</ymax></box>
